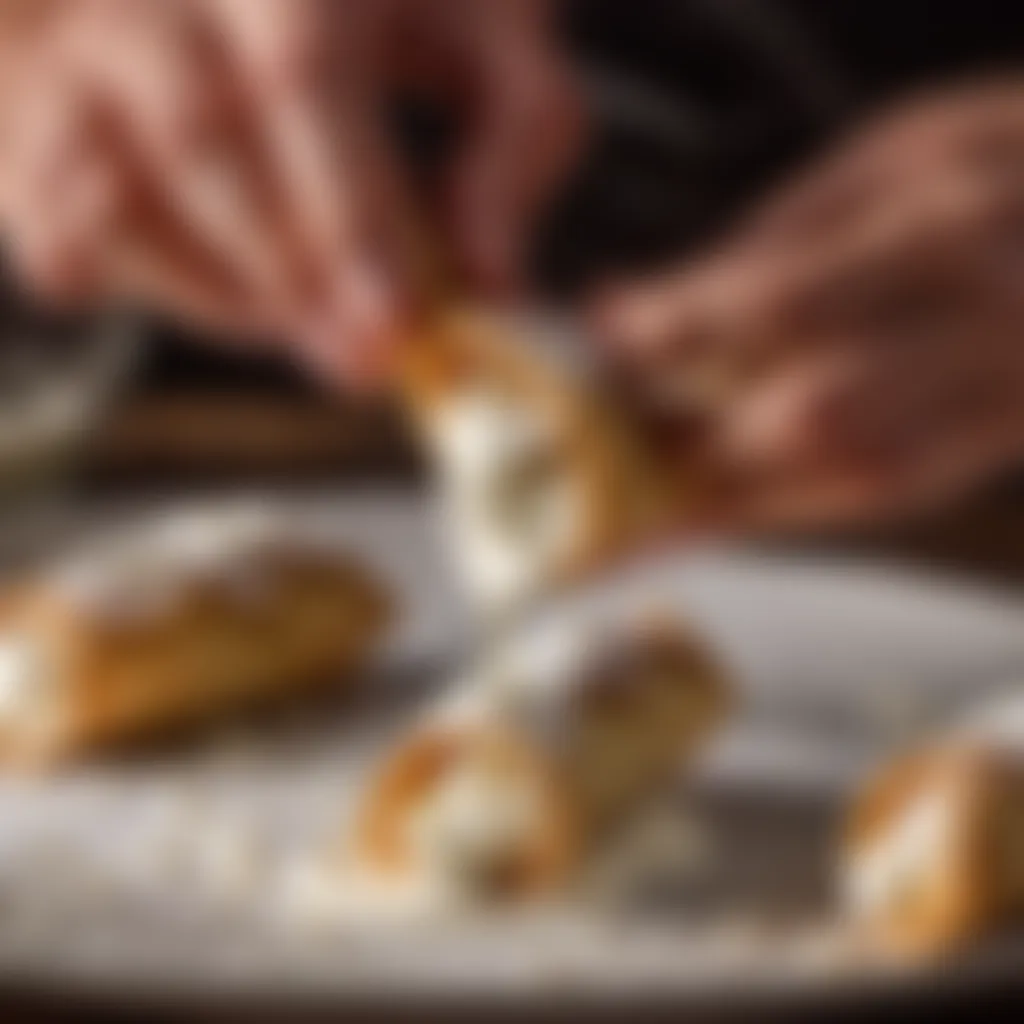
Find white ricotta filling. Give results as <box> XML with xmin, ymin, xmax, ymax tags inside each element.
<box><xmin>405</xmin><ymin>756</ymin><xmax>542</xmax><ymax>895</ymax></box>
<box><xmin>283</xmin><ymin>851</ymin><xmax>453</xmax><ymax>924</ymax></box>
<box><xmin>0</xmin><ymin>632</ymin><xmax>60</xmax><ymax>731</ymax></box>
<box><xmin>432</xmin><ymin>390</ymin><xmax>581</xmax><ymax>611</ymax></box>
<box><xmin>844</xmin><ymin>787</ymin><xmax>955</xmax><ymax>920</ymax></box>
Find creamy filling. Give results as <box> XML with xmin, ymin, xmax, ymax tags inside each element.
<box><xmin>405</xmin><ymin>755</ymin><xmax>542</xmax><ymax>897</ymax></box>
<box><xmin>0</xmin><ymin>632</ymin><xmax>62</xmax><ymax>737</ymax></box>
<box><xmin>432</xmin><ymin>390</ymin><xmax>580</xmax><ymax>610</ymax></box>
<box><xmin>284</xmin><ymin>853</ymin><xmax>451</xmax><ymax>924</ymax></box>
<box><xmin>844</xmin><ymin>787</ymin><xmax>955</xmax><ymax>921</ymax></box>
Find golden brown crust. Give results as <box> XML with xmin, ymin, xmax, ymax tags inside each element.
<box><xmin>0</xmin><ymin>557</ymin><xmax>391</xmax><ymax>768</ymax></box>
<box><xmin>843</xmin><ymin>744</ymin><xmax>1024</xmax><ymax>956</ymax></box>
<box><xmin>351</xmin><ymin>615</ymin><xmax>729</xmax><ymax>899</ymax></box>
<box><xmin>398</xmin><ymin>309</ymin><xmax>676</xmax><ymax>590</ymax></box>
<box><xmin>354</xmin><ymin>726</ymin><xmax>580</xmax><ymax>897</ymax></box>
<box><xmin>562</xmin><ymin>615</ymin><xmax>731</xmax><ymax>829</ymax></box>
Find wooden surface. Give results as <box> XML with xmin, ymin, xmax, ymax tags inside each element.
<box><xmin>87</xmin><ymin>393</ymin><xmax>421</xmax><ymax>484</ymax></box>
<box><xmin>88</xmin><ymin>393</ymin><xmax>1024</xmax><ymax>594</ymax></box>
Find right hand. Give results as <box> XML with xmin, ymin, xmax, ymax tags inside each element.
<box><xmin>596</xmin><ymin>82</ymin><xmax>1024</xmax><ymax>534</ymax></box>
<box><xmin>0</xmin><ymin>0</ymin><xmax>580</xmax><ymax>386</ymax></box>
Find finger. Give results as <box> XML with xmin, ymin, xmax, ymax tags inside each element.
<box><xmin>882</xmin><ymin>382</ymin><xmax>1024</xmax><ymax>516</ymax></box>
<box><xmin>603</xmin><ymin>142</ymin><xmax>1007</xmax><ymax>387</ymax></box>
<box><xmin>715</xmin><ymin>467</ymin><xmax>898</xmax><ymax>536</ymax></box>
<box><xmin>105</xmin><ymin>167</ymin><xmax>276</xmax><ymax>342</ymax></box>
<box><xmin>211</xmin><ymin>0</ymin><xmax>360</xmax><ymax>284</ymax></box>
<box><xmin>716</xmin><ymin>335</ymin><xmax>975</xmax><ymax>477</ymax></box>
<box><xmin>2</xmin><ymin>68</ymin><xmax>274</xmax><ymax>337</ymax></box>
<box><xmin>589</xmin><ymin>267</ymin><xmax>707</xmax><ymax>363</ymax></box>
<box><xmin>0</xmin><ymin>72</ymin><xmax>113</xmax><ymax>303</ymax></box>
<box><xmin>67</xmin><ymin>1</ymin><xmax>304</xmax><ymax>327</ymax></box>
<box><xmin>282</xmin><ymin>108</ymin><xmax>414</xmax><ymax>388</ymax></box>
<box><xmin>599</xmin><ymin>87</ymin><xmax>1024</xmax><ymax>387</ymax></box>
<box><xmin>742</xmin><ymin>121</ymin><xmax>908</xmax><ymax>253</ymax></box>
<box><xmin>588</xmin><ymin>260</ymin><xmax>775</xmax><ymax>392</ymax></box>
<box><xmin>706</xmin><ymin>339</ymin><xmax>1024</xmax><ymax>535</ymax></box>
<box><xmin>440</xmin><ymin>3</ymin><xmax>583</xmax><ymax>291</ymax></box>
<box><xmin>294</xmin><ymin>243</ymin><xmax>403</xmax><ymax>390</ymax></box>
<box><xmin>741</xmin><ymin>406</ymin><xmax>1024</xmax><ymax>536</ymax></box>
<box><xmin>738</xmin><ymin>85</ymin><xmax>999</xmax><ymax>252</ymax></box>
<box><xmin>212</xmin><ymin>0</ymin><xmax>408</xmax><ymax>379</ymax></box>
<box><xmin>719</xmin><ymin>410</ymin><xmax>1023</xmax><ymax>537</ymax></box>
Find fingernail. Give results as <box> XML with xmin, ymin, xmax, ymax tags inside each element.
<box><xmin>296</xmin><ymin>271</ymin><xmax>400</xmax><ymax>391</ymax></box>
<box><xmin>589</xmin><ymin>282</ymin><xmax>701</xmax><ymax>364</ymax></box>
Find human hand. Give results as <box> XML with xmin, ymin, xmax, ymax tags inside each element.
<box><xmin>596</xmin><ymin>82</ymin><xmax>1024</xmax><ymax>533</ymax></box>
<box><xmin>0</xmin><ymin>0</ymin><xmax>580</xmax><ymax>386</ymax></box>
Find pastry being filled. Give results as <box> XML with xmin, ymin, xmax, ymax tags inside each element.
<box><xmin>841</xmin><ymin>702</ymin><xmax>1024</xmax><ymax>956</ymax></box>
<box><xmin>401</xmin><ymin>309</ymin><xmax>682</xmax><ymax>615</ymax></box>
<box><xmin>344</xmin><ymin>609</ymin><xmax>730</xmax><ymax>909</ymax></box>
<box><xmin>0</xmin><ymin>506</ymin><xmax>391</xmax><ymax>767</ymax></box>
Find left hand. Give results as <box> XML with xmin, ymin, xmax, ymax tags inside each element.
<box><xmin>0</xmin><ymin>0</ymin><xmax>581</xmax><ymax>387</ymax></box>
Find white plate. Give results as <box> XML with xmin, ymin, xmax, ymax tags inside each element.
<box><xmin>2</xmin><ymin>492</ymin><xmax>1024</xmax><ymax>1009</ymax></box>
